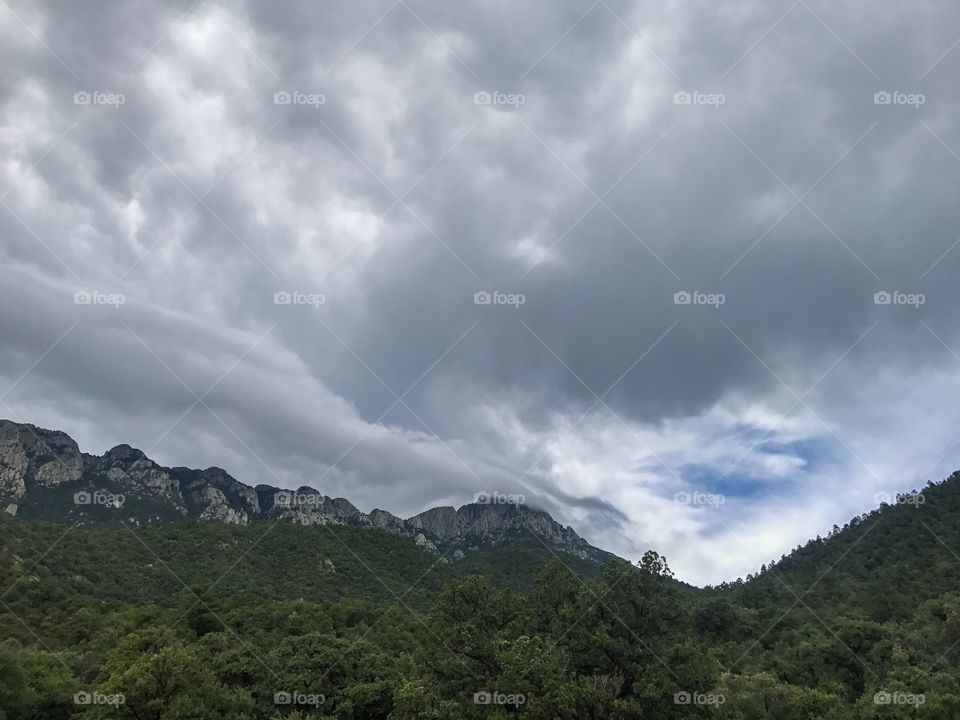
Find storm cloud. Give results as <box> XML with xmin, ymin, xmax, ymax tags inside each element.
<box><xmin>3</xmin><ymin>0</ymin><xmax>960</xmax><ymax>583</ymax></box>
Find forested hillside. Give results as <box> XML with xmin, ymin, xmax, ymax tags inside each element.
<box><xmin>3</xmin><ymin>472</ymin><xmax>960</xmax><ymax>717</ymax></box>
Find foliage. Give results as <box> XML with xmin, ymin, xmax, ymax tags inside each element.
<box><xmin>4</xmin><ymin>472</ymin><xmax>960</xmax><ymax>717</ymax></box>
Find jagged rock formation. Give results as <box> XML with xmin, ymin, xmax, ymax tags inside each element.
<box><xmin>0</xmin><ymin>420</ymin><xmax>612</xmax><ymax>563</ymax></box>
<box><xmin>368</xmin><ymin>508</ymin><xmax>408</xmax><ymax>533</ymax></box>
<box><xmin>0</xmin><ymin>420</ymin><xmax>82</xmax><ymax>502</ymax></box>
<box><xmin>407</xmin><ymin>502</ymin><xmax>597</xmax><ymax>559</ymax></box>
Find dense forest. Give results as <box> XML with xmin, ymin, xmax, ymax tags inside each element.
<box><xmin>3</xmin><ymin>473</ymin><xmax>960</xmax><ymax>718</ymax></box>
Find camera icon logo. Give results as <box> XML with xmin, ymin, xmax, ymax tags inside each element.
<box><xmin>74</xmin><ymin>691</ymin><xmax>92</xmax><ymax>705</ymax></box>
<box><xmin>473</xmin><ymin>492</ymin><xmax>490</xmax><ymax>504</ymax></box>
<box><xmin>674</xmin><ymin>691</ymin><xmax>692</xmax><ymax>705</ymax></box>
<box><xmin>473</xmin><ymin>691</ymin><xmax>492</xmax><ymax>705</ymax></box>
<box><xmin>274</xmin><ymin>291</ymin><xmax>292</xmax><ymax>305</ymax></box>
<box><xmin>274</xmin><ymin>691</ymin><xmax>292</xmax><ymax>705</ymax></box>
<box><xmin>674</xmin><ymin>291</ymin><xmax>692</xmax><ymax>305</ymax></box>
<box><xmin>473</xmin><ymin>290</ymin><xmax>492</xmax><ymax>305</ymax></box>
<box><xmin>73</xmin><ymin>91</ymin><xmax>92</xmax><ymax>105</ymax></box>
<box><xmin>274</xmin><ymin>91</ymin><xmax>292</xmax><ymax>105</ymax></box>
<box><xmin>473</xmin><ymin>91</ymin><xmax>492</xmax><ymax>105</ymax></box>
<box><xmin>74</xmin><ymin>290</ymin><xmax>92</xmax><ymax>305</ymax></box>
<box><xmin>74</xmin><ymin>491</ymin><xmax>92</xmax><ymax>505</ymax></box>
<box><xmin>873</xmin><ymin>291</ymin><xmax>891</xmax><ymax>305</ymax></box>
<box><xmin>873</xmin><ymin>91</ymin><xmax>892</xmax><ymax>105</ymax></box>
<box><xmin>673</xmin><ymin>91</ymin><xmax>692</xmax><ymax>105</ymax></box>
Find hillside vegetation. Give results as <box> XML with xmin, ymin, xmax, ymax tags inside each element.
<box><xmin>2</xmin><ymin>474</ymin><xmax>960</xmax><ymax>718</ymax></box>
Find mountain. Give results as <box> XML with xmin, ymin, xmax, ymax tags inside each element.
<box><xmin>717</xmin><ymin>473</ymin><xmax>960</xmax><ymax>623</ymax></box>
<box><xmin>7</xmin><ymin>420</ymin><xmax>960</xmax><ymax>718</ymax></box>
<box><xmin>4</xmin><ymin>465</ymin><xmax>960</xmax><ymax>718</ymax></box>
<box><xmin>0</xmin><ymin>419</ymin><xmax>612</xmax><ymax>565</ymax></box>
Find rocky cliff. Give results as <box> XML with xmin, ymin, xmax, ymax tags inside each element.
<box><xmin>0</xmin><ymin>420</ymin><xmax>612</xmax><ymax>563</ymax></box>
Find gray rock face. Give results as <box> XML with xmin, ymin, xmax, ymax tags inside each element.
<box><xmin>259</xmin><ymin>487</ymin><xmax>372</xmax><ymax>527</ymax></box>
<box><xmin>197</xmin><ymin>486</ymin><xmax>248</xmax><ymax>524</ymax></box>
<box><xmin>0</xmin><ymin>420</ymin><xmax>611</xmax><ymax>564</ymax></box>
<box><xmin>406</xmin><ymin>502</ymin><xmax>594</xmax><ymax>554</ymax></box>
<box><xmin>368</xmin><ymin>508</ymin><xmax>408</xmax><ymax>532</ymax></box>
<box><xmin>0</xmin><ymin>420</ymin><xmax>82</xmax><ymax>501</ymax></box>
<box><xmin>0</xmin><ymin>425</ymin><xmax>27</xmax><ymax>503</ymax></box>
<box><xmin>407</xmin><ymin>506</ymin><xmax>459</xmax><ymax>539</ymax></box>
<box><xmin>204</xmin><ymin>468</ymin><xmax>260</xmax><ymax>514</ymax></box>
<box><xmin>87</xmin><ymin>445</ymin><xmax>186</xmax><ymax>510</ymax></box>
<box><xmin>185</xmin><ymin>467</ymin><xmax>260</xmax><ymax>523</ymax></box>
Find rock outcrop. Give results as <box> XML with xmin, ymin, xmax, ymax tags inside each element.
<box><xmin>0</xmin><ymin>420</ymin><xmax>83</xmax><ymax>500</ymax></box>
<box><xmin>0</xmin><ymin>420</ymin><xmax>611</xmax><ymax>564</ymax></box>
<box><xmin>407</xmin><ymin>501</ymin><xmax>597</xmax><ymax>558</ymax></box>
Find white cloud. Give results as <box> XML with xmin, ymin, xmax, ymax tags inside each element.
<box><xmin>3</xmin><ymin>0</ymin><xmax>960</xmax><ymax>587</ymax></box>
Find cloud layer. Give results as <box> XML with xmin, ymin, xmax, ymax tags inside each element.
<box><xmin>3</xmin><ymin>0</ymin><xmax>960</xmax><ymax>584</ymax></box>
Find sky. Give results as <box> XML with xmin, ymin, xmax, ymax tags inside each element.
<box><xmin>2</xmin><ymin>0</ymin><xmax>960</xmax><ymax>585</ymax></box>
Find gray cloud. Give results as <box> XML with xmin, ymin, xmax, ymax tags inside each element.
<box><xmin>3</xmin><ymin>0</ymin><xmax>960</xmax><ymax>582</ymax></box>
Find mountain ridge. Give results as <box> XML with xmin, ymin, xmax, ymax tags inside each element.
<box><xmin>0</xmin><ymin>419</ymin><xmax>613</xmax><ymax>564</ymax></box>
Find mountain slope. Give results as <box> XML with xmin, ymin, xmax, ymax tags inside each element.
<box><xmin>684</xmin><ymin>472</ymin><xmax>960</xmax><ymax>709</ymax></box>
<box><xmin>5</xmin><ymin>474</ymin><xmax>960</xmax><ymax>719</ymax></box>
<box><xmin>6</xmin><ymin>419</ymin><xmax>960</xmax><ymax>717</ymax></box>
<box><xmin>0</xmin><ymin>419</ymin><xmax>613</xmax><ymax>567</ymax></box>
<box><xmin>718</xmin><ymin>475</ymin><xmax>960</xmax><ymax>620</ymax></box>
